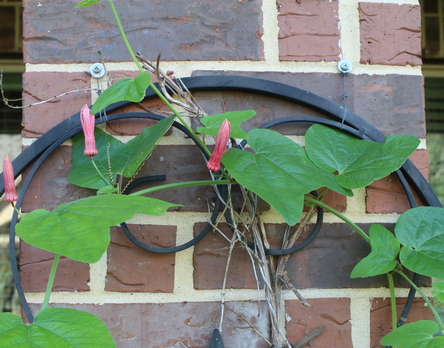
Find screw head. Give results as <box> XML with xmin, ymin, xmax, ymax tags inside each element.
<box><xmin>338</xmin><ymin>59</ymin><xmax>352</xmax><ymax>74</ymax></box>
<box><xmin>90</xmin><ymin>63</ymin><xmax>106</xmax><ymax>78</ymax></box>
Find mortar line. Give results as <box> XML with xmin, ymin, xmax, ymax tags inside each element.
<box><xmin>173</xmin><ymin>219</ymin><xmax>198</xmax><ymax>296</ymax></box>
<box><xmin>87</xmin><ymin>252</ymin><xmax>108</xmax><ymax>293</ymax></box>
<box><xmin>25</xmin><ymin>61</ymin><xmax>422</xmax><ymax>76</ymax></box>
<box><xmin>350</xmin><ymin>297</ymin><xmax>371</xmax><ymax>348</ymax></box>
<box><xmin>338</xmin><ymin>0</ymin><xmax>361</xmax><ymax>63</ymax></box>
<box><xmin>262</xmin><ymin>0</ymin><xmax>280</xmax><ymax>64</ymax></box>
<box><xmin>24</xmin><ymin>286</ymin><xmax>431</xmax><ymax>305</ymax></box>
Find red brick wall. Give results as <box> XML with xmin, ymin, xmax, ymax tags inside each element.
<box><xmin>21</xmin><ymin>1</ymin><xmax>427</xmax><ymax>347</ymax></box>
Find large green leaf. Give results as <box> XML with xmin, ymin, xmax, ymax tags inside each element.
<box><xmin>222</xmin><ymin>128</ymin><xmax>352</xmax><ymax>226</ymax></box>
<box><xmin>305</xmin><ymin>124</ymin><xmax>420</xmax><ymax>189</ymax></box>
<box><xmin>91</xmin><ymin>72</ymin><xmax>151</xmax><ymax>114</ymax></box>
<box><xmin>396</xmin><ymin>206</ymin><xmax>444</xmax><ymax>279</ymax></box>
<box><xmin>196</xmin><ymin>110</ymin><xmax>255</xmax><ymax>139</ymax></box>
<box><xmin>380</xmin><ymin>320</ymin><xmax>444</xmax><ymax>348</ymax></box>
<box><xmin>0</xmin><ymin>308</ymin><xmax>115</xmax><ymax>347</ymax></box>
<box><xmin>68</xmin><ymin>116</ymin><xmax>175</xmax><ymax>190</ymax></box>
<box><xmin>351</xmin><ymin>224</ymin><xmax>400</xmax><ymax>278</ymax></box>
<box><xmin>16</xmin><ymin>194</ymin><xmax>178</xmax><ymax>263</ymax></box>
<box><xmin>76</xmin><ymin>0</ymin><xmax>102</xmax><ymax>8</ymax></box>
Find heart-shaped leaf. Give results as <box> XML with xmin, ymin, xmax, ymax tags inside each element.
<box><xmin>396</xmin><ymin>206</ymin><xmax>444</xmax><ymax>279</ymax></box>
<box><xmin>380</xmin><ymin>320</ymin><xmax>444</xmax><ymax>348</ymax></box>
<box><xmin>16</xmin><ymin>194</ymin><xmax>178</xmax><ymax>263</ymax></box>
<box><xmin>69</xmin><ymin>116</ymin><xmax>175</xmax><ymax>190</ymax></box>
<box><xmin>305</xmin><ymin>124</ymin><xmax>420</xmax><ymax>189</ymax></box>
<box><xmin>222</xmin><ymin>128</ymin><xmax>352</xmax><ymax>226</ymax></box>
<box><xmin>0</xmin><ymin>308</ymin><xmax>115</xmax><ymax>347</ymax></box>
<box><xmin>196</xmin><ymin>110</ymin><xmax>255</xmax><ymax>139</ymax></box>
<box><xmin>76</xmin><ymin>0</ymin><xmax>102</xmax><ymax>8</ymax></box>
<box><xmin>351</xmin><ymin>224</ymin><xmax>400</xmax><ymax>278</ymax></box>
<box><xmin>91</xmin><ymin>72</ymin><xmax>151</xmax><ymax>114</ymax></box>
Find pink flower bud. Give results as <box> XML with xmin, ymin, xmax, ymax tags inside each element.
<box><xmin>80</xmin><ymin>104</ymin><xmax>98</xmax><ymax>158</ymax></box>
<box><xmin>207</xmin><ymin>119</ymin><xmax>231</xmax><ymax>172</ymax></box>
<box><xmin>3</xmin><ymin>154</ymin><xmax>18</xmax><ymax>203</ymax></box>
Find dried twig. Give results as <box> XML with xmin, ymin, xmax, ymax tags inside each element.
<box><xmin>136</xmin><ymin>52</ymin><xmax>205</xmax><ymax>117</ymax></box>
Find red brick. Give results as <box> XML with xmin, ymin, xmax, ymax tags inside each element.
<box><xmin>359</xmin><ymin>3</ymin><xmax>421</xmax><ymax>66</ymax></box>
<box><xmin>29</xmin><ymin>301</ymin><xmax>271</xmax><ymax>347</ymax></box>
<box><xmin>305</xmin><ymin>190</ymin><xmax>346</xmax><ymax>213</ymax></box>
<box><xmin>366</xmin><ymin>150</ymin><xmax>428</xmax><ymax>214</ymax></box>
<box><xmin>20</xmin><ymin>146</ymin><xmax>94</xmax><ymax>213</ymax></box>
<box><xmin>370</xmin><ymin>297</ymin><xmax>434</xmax><ymax>348</ymax></box>
<box><xmin>130</xmin><ymin>145</ymin><xmax>218</xmax><ymax>212</ymax></box>
<box><xmin>286</xmin><ymin>298</ymin><xmax>352</xmax><ymax>347</ymax></box>
<box><xmin>278</xmin><ymin>0</ymin><xmax>340</xmax><ymax>62</ymax></box>
<box><xmin>106</xmin><ymin>225</ymin><xmax>176</xmax><ymax>293</ymax></box>
<box><xmin>22</xmin><ymin>72</ymin><xmax>90</xmax><ymax>137</ymax></box>
<box><xmin>23</xmin><ymin>0</ymin><xmax>263</xmax><ymax>63</ymax></box>
<box><xmin>193</xmin><ymin>222</ymin><xmax>425</xmax><ymax>290</ymax></box>
<box><xmin>193</xmin><ymin>223</ymin><xmax>258</xmax><ymax>290</ymax></box>
<box><xmin>20</xmin><ymin>242</ymin><xmax>90</xmax><ymax>292</ymax></box>
<box><xmin>192</xmin><ymin>71</ymin><xmax>426</xmax><ymax>137</ymax></box>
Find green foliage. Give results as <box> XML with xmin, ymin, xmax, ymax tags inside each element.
<box><xmin>91</xmin><ymin>72</ymin><xmax>151</xmax><ymax>114</ymax></box>
<box><xmin>76</xmin><ymin>0</ymin><xmax>102</xmax><ymax>8</ymax></box>
<box><xmin>305</xmin><ymin>124</ymin><xmax>420</xmax><ymax>189</ymax></box>
<box><xmin>396</xmin><ymin>206</ymin><xmax>444</xmax><ymax>279</ymax></box>
<box><xmin>0</xmin><ymin>308</ymin><xmax>115</xmax><ymax>347</ymax></box>
<box><xmin>222</xmin><ymin>128</ymin><xmax>352</xmax><ymax>226</ymax></box>
<box><xmin>351</xmin><ymin>224</ymin><xmax>400</xmax><ymax>278</ymax></box>
<box><xmin>380</xmin><ymin>320</ymin><xmax>444</xmax><ymax>348</ymax></box>
<box><xmin>68</xmin><ymin>116</ymin><xmax>175</xmax><ymax>189</ymax></box>
<box><xmin>196</xmin><ymin>110</ymin><xmax>255</xmax><ymax>138</ymax></box>
<box><xmin>16</xmin><ymin>194</ymin><xmax>178</xmax><ymax>263</ymax></box>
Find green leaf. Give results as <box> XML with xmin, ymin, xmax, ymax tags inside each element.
<box><xmin>91</xmin><ymin>72</ymin><xmax>151</xmax><ymax>114</ymax></box>
<box><xmin>68</xmin><ymin>116</ymin><xmax>174</xmax><ymax>190</ymax></box>
<box><xmin>396</xmin><ymin>207</ymin><xmax>444</xmax><ymax>279</ymax></box>
<box><xmin>76</xmin><ymin>0</ymin><xmax>102</xmax><ymax>8</ymax></box>
<box><xmin>350</xmin><ymin>224</ymin><xmax>400</xmax><ymax>278</ymax></box>
<box><xmin>0</xmin><ymin>308</ymin><xmax>115</xmax><ymax>347</ymax></box>
<box><xmin>16</xmin><ymin>194</ymin><xmax>178</xmax><ymax>263</ymax></box>
<box><xmin>222</xmin><ymin>128</ymin><xmax>352</xmax><ymax>226</ymax></box>
<box><xmin>433</xmin><ymin>282</ymin><xmax>444</xmax><ymax>303</ymax></box>
<box><xmin>380</xmin><ymin>320</ymin><xmax>444</xmax><ymax>348</ymax></box>
<box><xmin>305</xmin><ymin>124</ymin><xmax>420</xmax><ymax>189</ymax></box>
<box><xmin>196</xmin><ymin>110</ymin><xmax>255</xmax><ymax>139</ymax></box>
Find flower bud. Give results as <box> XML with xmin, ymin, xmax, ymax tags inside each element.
<box><xmin>80</xmin><ymin>104</ymin><xmax>98</xmax><ymax>158</ymax></box>
<box><xmin>3</xmin><ymin>154</ymin><xmax>18</xmax><ymax>203</ymax></box>
<box><xmin>207</xmin><ymin>119</ymin><xmax>231</xmax><ymax>172</ymax></box>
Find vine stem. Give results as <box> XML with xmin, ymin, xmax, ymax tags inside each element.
<box><xmin>107</xmin><ymin>0</ymin><xmax>211</xmax><ymax>157</ymax></box>
<box><xmin>387</xmin><ymin>272</ymin><xmax>397</xmax><ymax>329</ymax></box>
<box><xmin>41</xmin><ymin>254</ymin><xmax>61</xmax><ymax>311</ymax></box>
<box><xmin>393</xmin><ymin>269</ymin><xmax>444</xmax><ymax>333</ymax></box>
<box><xmin>130</xmin><ymin>179</ymin><xmax>232</xmax><ymax>196</ymax></box>
<box><xmin>304</xmin><ymin>195</ymin><xmax>370</xmax><ymax>243</ymax></box>
<box><xmin>91</xmin><ymin>158</ymin><xmax>113</xmax><ymax>188</ymax></box>
<box><xmin>12</xmin><ymin>204</ymin><xmax>22</xmax><ymax>218</ymax></box>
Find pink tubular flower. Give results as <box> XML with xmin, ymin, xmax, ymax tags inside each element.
<box><xmin>207</xmin><ymin>119</ymin><xmax>231</xmax><ymax>172</ymax></box>
<box><xmin>3</xmin><ymin>154</ymin><xmax>18</xmax><ymax>204</ymax></box>
<box><xmin>80</xmin><ymin>104</ymin><xmax>98</xmax><ymax>158</ymax></box>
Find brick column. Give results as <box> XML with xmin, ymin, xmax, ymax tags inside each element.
<box><xmin>21</xmin><ymin>0</ymin><xmax>427</xmax><ymax>347</ymax></box>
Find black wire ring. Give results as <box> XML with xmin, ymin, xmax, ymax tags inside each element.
<box><xmin>2</xmin><ymin>76</ymin><xmax>438</xmax><ymax>334</ymax></box>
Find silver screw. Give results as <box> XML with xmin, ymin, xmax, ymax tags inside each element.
<box><xmin>338</xmin><ymin>59</ymin><xmax>352</xmax><ymax>74</ymax></box>
<box><xmin>90</xmin><ymin>63</ymin><xmax>106</xmax><ymax>78</ymax></box>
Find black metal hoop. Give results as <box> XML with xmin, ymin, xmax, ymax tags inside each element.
<box><xmin>1</xmin><ymin>75</ymin><xmax>439</xmax><ymax>328</ymax></box>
